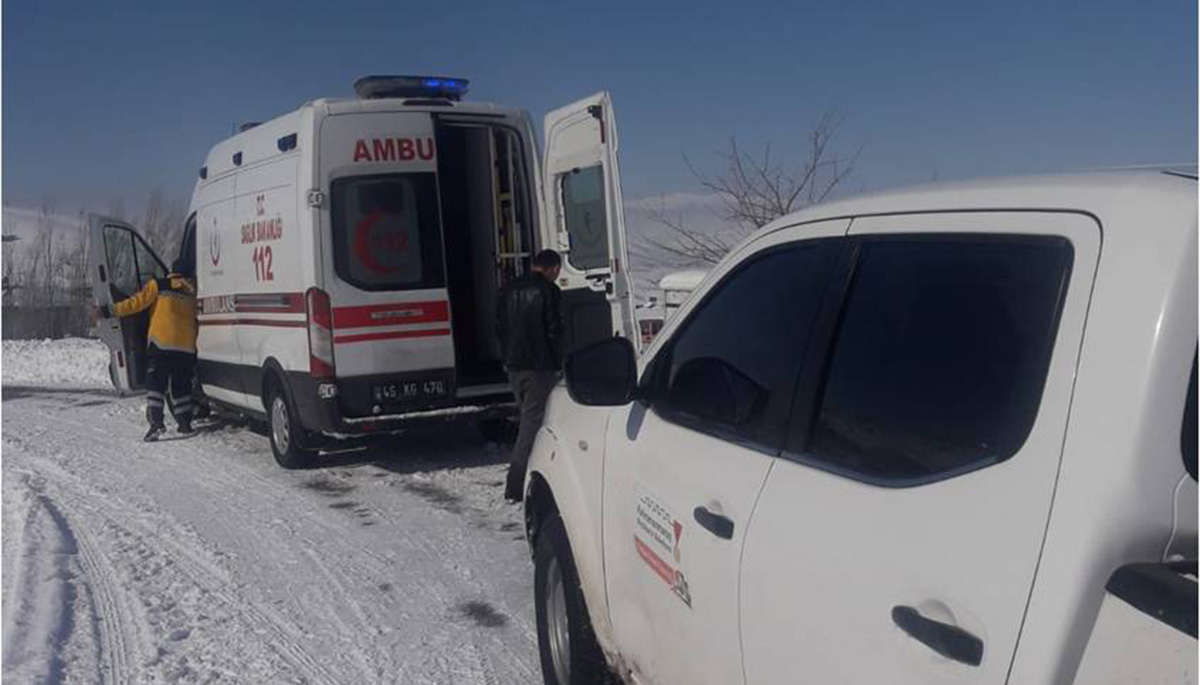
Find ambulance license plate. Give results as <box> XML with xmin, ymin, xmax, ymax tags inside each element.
<box><xmin>373</xmin><ymin>379</ymin><xmax>448</xmax><ymax>404</ymax></box>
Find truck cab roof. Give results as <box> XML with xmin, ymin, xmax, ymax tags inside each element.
<box><xmin>773</xmin><ymin>170</ymin><xmax>1195</xmax><ymax>233</ymax></box>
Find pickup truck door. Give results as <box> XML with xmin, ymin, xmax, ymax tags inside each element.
<box><xmin>88</xmin><ymin>214</ymin><xmax>168</xmax><ymax>392</ymax></box>
<box><xmin>739</xmin><ymin>212</ymin><xmax>1100</xmax><ymax>683</ymax></box>
<box><xmin>601</xmin><ymin>221</ymin><xmax>847</xmax><ymax>685</ymax></box>
<box><xmin>543</xmin><ymin>91</ymin><xmax>638</xmax><ymax>356</ymax></box>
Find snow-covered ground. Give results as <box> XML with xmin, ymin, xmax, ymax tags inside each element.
<box><xmin>2</xmin><ymin>339</ymin><xmax>541</xmax><ymax>684</ymax></box>
<box><xmin>3</xmin><ymin>339</ymin><xmax>112</xmax><ymax>388</ymax></box>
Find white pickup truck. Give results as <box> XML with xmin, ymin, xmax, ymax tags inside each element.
<box><xmin>521</xmin><ymin>172</ymin><xmax>1198</xmax><ymax>685</ymax></box>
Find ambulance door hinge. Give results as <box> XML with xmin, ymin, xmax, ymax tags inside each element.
<box><xmin>306</xmin><ymin>189</ymin><xmax>326</xmax><ymax>209</ymax></box>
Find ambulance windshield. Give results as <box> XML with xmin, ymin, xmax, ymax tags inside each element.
<box><xmin>330</xmin><ymin>173</ymin><xmax>445</xmax><ymax>291</ymax></box>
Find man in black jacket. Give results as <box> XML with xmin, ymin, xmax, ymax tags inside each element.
<box><xmin>496</xmin><ymin>249</ymin><xmax>563</xmax><ymax>502</ymax></box>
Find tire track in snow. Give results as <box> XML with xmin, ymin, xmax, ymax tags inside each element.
<box><xmin>69</xmin><ymin>511</ymin><xmax>135</xmax><ymax>685</ymax></box>
<box><xmin>6</xmin><ymin>414</ymin><xmax>344</xmax><ymax>685</ymax></box>
<box><xmin>6</xmin><ymin>387</ymin><xmax>542</xmax><ymax>684</ymax></box>
<box><xmin>1</xmin><ymin>472</ymin><xmax>85</xmax><ymax>684</ymax></box>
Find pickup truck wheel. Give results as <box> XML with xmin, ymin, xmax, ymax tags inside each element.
<box><xmin>266</xmin><ymin>382</ymin><xmax>315</xmax><ymax>469</ymax></box>
<box><xmin>535</xmin><ymin>514</ymin><xmax>609</xmax><ymax>685</ymax></box>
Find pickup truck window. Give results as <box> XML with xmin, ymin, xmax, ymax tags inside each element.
<box><xmin>807</xmin><ymin>236</ymin><xmax>1072</xmax><ymax>485</ymax></box>
<box><xmin>650</xmin><ymin>241</ymin><xmax>837</xmax><ymax>450</ymax></box>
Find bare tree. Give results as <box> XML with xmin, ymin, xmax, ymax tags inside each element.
<box><xmin>108</xmin><ymin>197</ymin><xmax>127</xmax><ymax>221</ymax></box>
<box><xmin>139</xmin><ymin>188</ymin><xmax>187</xmax><ymax>260</ymax></box>
<box><xmin>643</xmin><ymin>110</ymin><xmax>861</xmax><ymax>265</ymax></box>
<box><xmin>59</xmin><ymin>210</ymin><xmax>91</xmax><ymax>306</ymax></box>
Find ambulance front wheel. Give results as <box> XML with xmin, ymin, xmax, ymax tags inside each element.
<box><xmin>266</xmin><ymin>380</ymin><xmax>315</xmax><ymax>469</ymax></box>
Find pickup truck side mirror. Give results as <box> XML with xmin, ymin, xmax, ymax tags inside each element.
<box><xmin>565</xmin><ymin>336</ymin><xmax>637</xmax><ymax>406</ymax></box>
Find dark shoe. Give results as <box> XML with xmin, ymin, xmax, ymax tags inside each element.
<box><xmin>177</xmin><ymin>420</ymin><xmax>194</xmax><ymax>435</ymax></box>
<box><xmin>504</xmin><ymin>479</ymin><xmax>524</xmax><ymax>503</ymax></box>
<box><xmin>144</xmin><ymin>424</ymin><xmax>166</xmax><ymax>442</ymax></box>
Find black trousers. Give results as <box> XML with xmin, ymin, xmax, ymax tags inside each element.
<box><xmin>146</xmin><ymin>347</ymin><xmax>196</xmax><ymax>427</ymax></box>
<box><xmin>505</xmin><ymin>369</ymin><xmax>559</xmax><ymax>499</ymax></box>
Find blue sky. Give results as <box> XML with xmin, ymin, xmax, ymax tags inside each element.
<box><xmin>3</xmin><ymin>0</ymin><xmax>1195</xmax><ymax>212</ymax></box>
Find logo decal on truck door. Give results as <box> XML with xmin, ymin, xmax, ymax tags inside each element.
<box><xmin>634</xmin><ymin>487</ymin><xmax>692</xmax><ymax>608</ymax></box>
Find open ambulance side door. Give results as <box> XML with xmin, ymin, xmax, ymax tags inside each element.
<box><xmin>543</xmin><ymin>91</ymin><xmax>639</xmax><ymax>355</ymax></box>
<box><xmin>88</xmin><ymin>214</ymin><xmax>168</xmax><ymax>393</ymax></box>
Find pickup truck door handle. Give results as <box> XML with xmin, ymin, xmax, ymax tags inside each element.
<box><xmin>693</xmin><ymin>506</ymin><xmax>734</xmax><ymax>540</ymax></box>
<box><xmin>891</xmin><ymin>605</ymin><xmax>983</xmax><ymax>667</ymax></box>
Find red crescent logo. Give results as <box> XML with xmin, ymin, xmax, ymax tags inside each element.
<box><xmin>354</xmin><ymin>211</ymin><xmax>398</xmax><ymax>275</ymax></box>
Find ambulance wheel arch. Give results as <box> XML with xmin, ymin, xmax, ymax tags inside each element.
<box><xmin>259</xmin><ymin>357</ymin><xmax>295</xmax><ymax>414</ymax></box>
<box><xmin>260</xmin><ymin>357</ymin><xmax>317</xmax><ymax>468</ymax></box>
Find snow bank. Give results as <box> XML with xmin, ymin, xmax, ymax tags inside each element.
<box><xmin>2</xmin><ymin>338</ymin><xmax>111</xmax><ymax>388</ymax></box>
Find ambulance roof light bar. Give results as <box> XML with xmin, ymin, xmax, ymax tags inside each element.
<box><xmin>354</xmin><ymin>75</ymin><xmax>470</xmax><ymax>101</ymax></box>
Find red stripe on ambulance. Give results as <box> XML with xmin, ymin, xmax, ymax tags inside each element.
<box><xmin>198</xmin><ymin>318</ymin><xmax>306</xmax><ymax>328</ymax></box>
<box><xmin>333</xmin><ymin>328</ymin><xmax>451</xmax><ymax>344</ymax></box>
<box><xmin>332</xmin><ymin>301</ymin><xmax>449</xmax><ymax>329</ymax></box>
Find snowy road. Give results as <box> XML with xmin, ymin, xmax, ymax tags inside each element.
<box><xmin>2</xmin><ymin>343</ymin><xmax>542</xmax><ymax>684</ymax></box>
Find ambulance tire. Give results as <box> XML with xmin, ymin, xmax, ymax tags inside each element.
<box><xmin>535</xmin><ymin>514</ymin><xmax>611</xmax><ymax>685</ymax></box>
<box><xmin>265</xmin><ymin>380</ymin><xmax>315</xmax><ymax>469</ymax></box>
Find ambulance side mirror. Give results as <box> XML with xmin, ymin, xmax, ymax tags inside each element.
<box><xmin>565</xmin><ymin>336</ymin><xmax>637</xmax><ymax>406</ymax></box>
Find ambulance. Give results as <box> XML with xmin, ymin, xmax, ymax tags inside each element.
<box><xmin>89</xmin><ymin>76</ymin><xmax>638</xmax><ymax>467</ymax></box>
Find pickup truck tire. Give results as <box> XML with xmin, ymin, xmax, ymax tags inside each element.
<box><xmin>266</xmin><ymin>381</ymin><xmax>315</xmax><ymax>469</ymax></box>
<box><xmin>535</xmin><ymin>513</ymin><xmax>610</xmax><ymax>685</ymax></box>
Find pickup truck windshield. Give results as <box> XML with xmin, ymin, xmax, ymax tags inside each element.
<box><xmin>330</xmin><ymin>172</ymin><xmax>445</xmax><ymax>291</ymax></box>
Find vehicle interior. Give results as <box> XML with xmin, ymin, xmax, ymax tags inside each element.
<box><xmin>434</xmin><ymin>120</ymin><xmax>535</xmax><ymax>388</ymax></box>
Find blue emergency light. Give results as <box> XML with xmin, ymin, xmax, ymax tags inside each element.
<box><xmin>354</xmin><ymin>75</ymin><xmax>470</xmax><ymax>101</ymax></box>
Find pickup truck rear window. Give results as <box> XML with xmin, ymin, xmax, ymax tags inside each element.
<box><xmin>330</xmin><ymin>173</ymin><xmax>445</xmax><ymax>291</ymax></box>
<box><xmin>807</xmin><ymin>236</ymin><xmax>1072</xmax><ymax>486</ymax></box>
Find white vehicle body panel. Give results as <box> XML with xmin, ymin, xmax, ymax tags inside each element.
<box><xmin>316</xmin><ymin>109</ymin><xmax>449</xmax><ymax>379</ymax></box>
<box><xmin>1073</xmin><ymin>584</ymin><xmax>1197</xmax><ymax>684</ymax></box>
<box><xmin>543</xmin><ymin>92</ymin><xmax>639</xmax><ymax>354</ymax></box>
<box><xmin>599</xmin><ymin>218</ymin><xmax>849</xmax><ymax>685</ymax></box>
<box><xmin>742</xmin><ymin>211</ymin><xmax>1099</xmax><ymax>683</ymax></box>
<box><xmin>87</xmin><ymin>215</ymin><xmax>167</xmax><ymax>393</ymax></box>
<box><xmin>526</xmin><ymin>172</ymin><xmax>1198</xmax><ymax>685</ymax></box>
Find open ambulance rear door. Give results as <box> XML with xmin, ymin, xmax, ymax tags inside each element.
<box><xmin>88</xmin><ymin>214</ymin><xmax>168</xmax><ymax>393</ymax></box>
<box><xmin>543</xmin><ymin>91</ymin><xmax>639</xmax><ymax>355</ymax></box>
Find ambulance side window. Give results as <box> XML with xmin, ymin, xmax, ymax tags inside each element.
<box><xmin>561</xmin><ymin>165</ymin><xmax>609</xmax><ymax>270</ymax></box>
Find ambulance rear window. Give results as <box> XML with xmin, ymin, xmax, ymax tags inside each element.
<box><xmin>330</xmin><ymin>173</ymin><xmax>445</xmax><ymax>291</ymax></box>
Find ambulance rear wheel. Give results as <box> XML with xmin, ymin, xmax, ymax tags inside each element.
<box><xmin>266</xmin><ymin>382</ymin><xmax>314</xmax><ymax>469</ymax></box>
<box><xmin>534</xmin><ymin>514</ymin><xmax>610</xmax><ymax>685</ymax></box>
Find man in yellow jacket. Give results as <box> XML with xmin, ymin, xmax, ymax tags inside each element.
<box><xmin>100</xmin><ymin>257</ymin><xmax>198</xmax><ymax>441</ymax></box>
